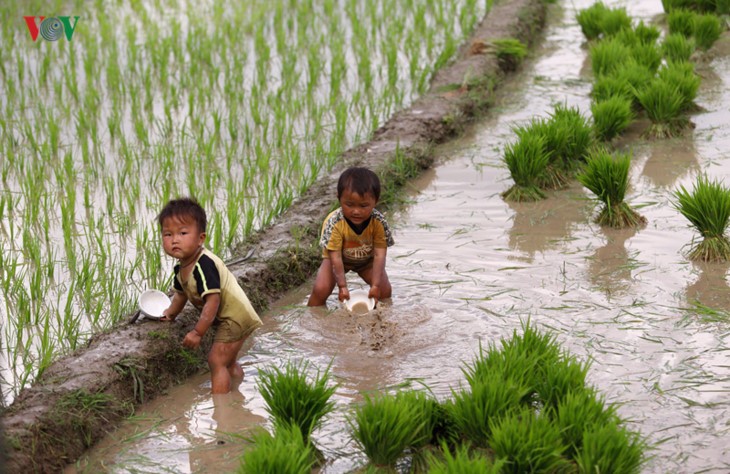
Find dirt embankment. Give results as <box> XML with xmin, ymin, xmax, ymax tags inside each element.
<box><xmin>0</xmin><ymin>0</ymin><xmax>546</xmax><ymax>471</ymax></box>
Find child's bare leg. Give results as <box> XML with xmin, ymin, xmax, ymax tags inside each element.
<box><xmin>359</xmin><ymin>267</ymin><xmax>392</xmax><ymax>299</ymax></box>
<box><xmin>208</xmin><ymin>339</ymin><xmax>245</xmax><ymax>394</ymax></box>
<box><xmin>307</xmin><ymin>259</ymin><xmax>337</xmax><ymax>306</ymax></box>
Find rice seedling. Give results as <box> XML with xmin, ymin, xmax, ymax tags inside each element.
<box><xmin>575</xmin><ymin>422</ymin><xmax>647</xmax><ymax>474</ymax></box>
<box><xmin>577</xmin><ymin>149</ymin><xmax>647</xmax><ymax>228</ymax></box>
<box><xmin>629</xmin><ymin>42</ymin><xmax>662</xmax><ymax>74</ymax></box>
<box><xmin>657</xmin><ymin>61</ymin><xmax>701</xmax><ymax>112</ymax></box>
<box><xmin>590</xmin><ymin>95</ymin><xmax>634</xmax><ymax>142</ymax></box>
<box><xmin>548</xmin><ymin>103</ymin><xmax>594</xmax><ymax>166</ymax></box>
<box><xmin>662</xmin><ymin>33</ymin><xmax>696</xmax><ymax>62</ymax></box>
<box><xmin>489</xmin><ymin>408</ymin><xmax>572</xmax><ymax>474</ymax></box>
<box><xmin>501</xmin><ymin>135</ymin><xmax>550</xmax><ymax>202</ymax></box>
<box><xmin>661</xmin><ymin>0</ymin><xmax>694</xmax><ymax>13</ymax></box>
<box><xmin>257</xmin><ymin>360</ymin><xmax>336</xmax><ymax>441</ymax></box>
<box><xmin>534</xmin><ymin>353</ymin><xmax>591</xmax><ymax>412</ymax></box>
<box><xmin>349</xmin><ymin>391</ymin><xmax>425</xmax><ymax>468</ymax></box>
<box><xmin>591</xmin><ymin>74</ymin><xmax>633</xmax><ymax>104</ymax></box>
<box><xmin>425</xmin><ymin>442</ymin><xmax>505</xmax><ymax>473</ymax></box>
<box><xmin>667</xmin><ymin>9</ymin><xmax>696</xmax><ymax>37</ymax></box>
<box><xmin>492</xmin><ymin>38</ymin><xmax>528</xmax><ymax>72</ymax></box>
<box><xmin>599</xmin><ymin>7</ymin><xmax>632</xmax><ymax>38</ymax></box>
<box><xmin>237</xmin><ymin>425</ymin><xmax>316</xmax><ymax>474</ymax></box>
<box><xmin>635</xmin><ymin>77</ymin><xmax>691</xmax><ymax>138</ymax></box>
<box><xmin>692</xmin><ymin>13</ymin><xmax>723</xmax><ymax>51</ymax></box>
<box><xmin>576</xmin><ymin>2</ymin><xmax>610</xmax><ymax>41</ymax></box>
<box><xmin>589</xmin><ymin>38</ymin><xmax>631</xmax><ymax>77</ymax></box>
<box><xmin>673</xmin><ymin>175</ymin><xmax>730</xmax><ymax>262</ymax></box>
<box><xmin>513</xmin><ymin>119</ymin><xmax>571</xmax><ymax>189</ymax></box>
<box><xmin>554</xmin><ymin>388</ymin><xmax>619</xmax><ymax>458</ymax></box>
<box><xmin>633</xmin><ymin>21</ymin><xmax>661</xmax><ymax>45</ymax></box>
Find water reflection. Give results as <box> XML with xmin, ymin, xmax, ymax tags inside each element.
<box><xmin>506</xmin><ymin>186</ymin><xmax>589</xmax><ymax>260</ymax></box>
<box><xmin>685</xmin><ymin>260</ymin><xmax>730</xmax><ymax>309</ymax></box>
<box><xmin>640</xmin><ymin>138</ymin><xmax>699</xmax><ymax>189</ymax></box>
<box><xmin>587</xmin><ymin>227</ymin><xmax>641</xmax><ymax>297</ymax></box>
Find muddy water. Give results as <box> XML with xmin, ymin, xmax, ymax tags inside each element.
<box><xmin>69</xmin><ymin>0</ymin><xmax>730</xmax><ymax>472</ymax></box>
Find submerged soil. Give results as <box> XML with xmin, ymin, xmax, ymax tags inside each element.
<box><xmin>0</xmin><ymin>0</ymin><xmax>548</xmax><ymax>472</ymax></box>
<box><xmin>68</xmin><ymin>1</ymin><xmax>730</xmax><ymax>473</ymax></box>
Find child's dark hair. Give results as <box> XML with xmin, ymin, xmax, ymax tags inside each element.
<box><xmin>337</xmin><ymin>167</ymin><xmax>381</xmax><ymax>201</ymax></box>
<box><xmin>157</xmin><ymin>197</ymin><xmax>207</xmax><ymax>232</ymax></box>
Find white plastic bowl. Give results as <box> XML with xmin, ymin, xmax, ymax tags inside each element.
<box><xmin>139</xmin><ymin>289</ymin><xmax>171</xmax><ymax>319</ymax></box>
<box><xmin>344</xmin><ymin>289</ymin><xmax>376</xmax><ymax>314</ymax></box>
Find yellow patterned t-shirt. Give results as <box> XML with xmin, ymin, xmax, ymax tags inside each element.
<box><xmin>319</xmin><ymin>208</ymin><xmax>394</xmax><ymax>267</ymax></box>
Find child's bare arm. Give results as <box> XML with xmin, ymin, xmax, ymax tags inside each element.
<box><xmin>162</xmin><ymin>292</ymin><xmax>188</xmax><ymax>321</ymax></box>
<box><xmin>182</xmin><ymin>293</ymin><xmax>220</xmax><ymax>349</ymax></box>
<box><xmin>329</xmin><ymin>250</ymin><xmax>350</xmax><ymax>301</ymax></box>
<box><xmin>369</xmin><ymin>247</ymin><xmax>387</xmax><ymax>300</ymax></box>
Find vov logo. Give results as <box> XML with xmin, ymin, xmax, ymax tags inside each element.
<box><xmin>24</xmin><ymin>16</ymin><xmax>80</xmax><ymax>42</ymax></box>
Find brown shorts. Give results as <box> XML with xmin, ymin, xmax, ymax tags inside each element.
<box><xmin>344</xmin><ymin>259</ymin><xmax>373</xmax><ymax>274</ymax></box>
<box><xmin>213</xmin><ymin>318</ymin><xmax>259</xmax><ymax>343</ymax></box>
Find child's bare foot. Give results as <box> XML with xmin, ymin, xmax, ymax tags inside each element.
<box><xmin>228</xmin><ymin>362</ymin><xmax>244</xmax><ymax>381</ymax></box>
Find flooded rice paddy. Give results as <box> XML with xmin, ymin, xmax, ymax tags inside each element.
<box><xmin>70</xmin><ymin>0</ymin><xmax>730</xmax><ymax>472</ymax></box>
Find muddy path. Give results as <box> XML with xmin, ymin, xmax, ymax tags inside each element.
<box><xmin>67</xmin><ymin>0</ymin><xmax>730</xmax><ymax>473</ymax></box>
<box><xmin>0</xmin><ymin>0</ymin><xmax>550</xmax><ymax>472</ymax></box>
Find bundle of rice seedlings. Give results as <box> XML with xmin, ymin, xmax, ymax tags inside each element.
<box><xmin>534</xmin><ymin>353</ymin><xmax>591</xmax><ymax>412</ymax></box>
<box><xmin>549</xmin><ymin>103</ymin><xmax>594</xmax><ymax>165</ymax></box>
<box><xmin>591</xmin><ymin>74</ymin><xmax>633</xmax><ymax>103</ymax></box>
<box><xmin>634</xmin><ymin>20</ymin><xmax>661</xmax><ymax>44</ymax></box>
<box><xmin>448</xmin><ymin>376</ymin><xmax>527</xmax><ymax>447</ymax></box>
<box><xmin>599</xmin><ymin>7</ymin><xmax>632</xmax><ymax>37</ymax></box>
<box><xmin>589</xmin><ymin>37</ymin><xmax>631</xmax><ymax>77</ymax></box>
<box><xmin>238</xmin><ymin>425</ymin><xmax>316</xmax><ymax>474</ymax></box>
<box><xmin>554</xmin><ymin>389</ymin><xmax>619</xmax><ymax>458</ymax></box>
<box><xmin>575</xmin><ymin>422</ymin><xmax>647</xmax><ymax>474</ymax></box>
<box><xmin>577</xmin><ymin>149</ymin><xmax>647</xmax><ymax>228</ymax></box>
<box><xmin>673</xmin><ymin>175</ymin><xmax>730</xmax><ymax>262</ymax></box>
<box><xmin>576</xmin><ymin>2</ymin><xmax>610</xmax><ymax>40</ymax></box>
<box><xmin>629</xmin><ymin>42</ymin><xmax>662</xmax><ymax>74</ymax></box>
<box><xmin>635</xmin><ymin>77</ymin><xmax>689</xmax><ymax>138</ymax></box>
<box><xmin>257</xmin><ymin>360</ymin><xmax>337</xmax><ymax>441</ymax></box>
<box><xmin>657</xmin><ymin>61</ymin><xmax>701</xmax><ymax>112</ymax></box>
<box><xmin>493</xmin><ymin>38</ymin><xmax>528</xmax><ymax>72</ymax></box>
<box><xmin>614</xmin><ymin>60</ymin><xmax>655</xmax><ymax>109</ymax></box>
<box><xmin>426</xmin><ymin>443</ymin><xmax>504</xmax><ymax>474</ymax></box>
<box><xmin>662</xmin><ymin>33</ymin><xmax>696</xmax><ymax>62</ymax></box>
<box><xmin>501</xmin><ymin>134</ymin><xmax>550</xmax><ymax>202</ymax></box>
<box><xmin>692</xmin><ymin>13</ymin><xmax>723</xmax><ymax>51</ymax></box>
<box><xmin>349</xmin><ymin>392</ymin><xmax>425</xmax><ymax>468</ymax></box>
<box><xmin>489</xmin><ymin>409</ymin><xmax>573</xmax><ymax>474</ymax></box>
<box><xmin>513</xmin><ymin>118</ymin><xmax>571</xmax><ymax>189</ymax></box>
<box><xmin>591</xmin><ymin>95</ymin><xmax>634</xmax><ymax>142</ymax></box>
<box><xmin>667</xmin><ymin>9</ymin><xmax>696</xmax><ymax>37</ymax></box>
<box><xmin>661</xmin><ymin>0</ymin><xmax>695</xmax><ymax>13</ymax></box>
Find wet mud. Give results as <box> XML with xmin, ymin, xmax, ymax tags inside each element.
<box><xmin>69</xmin><ymin>0</ymin><xmax>730</xmax><ymax>472</ymax></box>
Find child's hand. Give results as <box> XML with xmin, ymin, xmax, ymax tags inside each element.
<box><xmin>368</xmin><ymin>285</ymin><xmax>380</xmax><ymax>302</ymax></box>
<box><xmin>338</xmin><ymin>286</ymin><xmax>350</xmax><ymax>302</ymax></box>
<box><xmin>182</xmin><ymin>329</ymin><xmax>202</xmax><ymax>349</ymax></box>
<box><xmin>160</xmin><ymin>310</ymin><xmax>175</xmax><ymax>322</ymax></box>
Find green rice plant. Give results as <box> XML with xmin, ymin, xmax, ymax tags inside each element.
<box><xmin>425</xmin><ymin>442</ymin><xmax>505</xmax><ymax>473</ymax></box>
<box><xmin>513</xmin><ymin>118</ymin><xmax>571</xmax><ymax>189</ymax></box>
<box><xmin>615</xmin><ymin>60</ymin><xmax>655</xmax><ymax>108</ymax></box>
<box><xmin>692</xmin><ymin>13</ymin><xmax>723</xmax><ymax>51</ymax></box>
<box><xmin>575</xmin><ymin>422</ymin><xmax>647</xmax><ymax>474</ymax></box>
<box><xmin>667</xmin><ymin>9</ymin><xmax>696</xmax><ymax>37</ymax></box>
<box><xmin>629</xmin><ymin>42</ymin><xmax>662</xmax><ymax>74</ymax></box>
<box><xmin>633</xmin><ymin>21</ymin><xmax>662</xmax><ymax>45</ymax></box>
<box><xmin>554</xmin><ymin>389</ymin><xmax>619</xmax><ymax>458</ymax></box>
<box><xmin>534</xmin><ymin>354</ymin><xmax>591</xmax><ymax>412</ymax></box>
<box><xmin>549</xmin><ymin>103</ymin><xmax>594</xmax><ymax>164</ymax></box>
<box><xmin>257</xmin><ymin>360</ymin><xmax>337</xmax><ymax>441</ymax></box>
<box><xmin>237</xmin><ymin>425</ymin><xmax>316</xmax><ymax>474</ymax></box>
<box><xmin>657</xmin><ymin>61</ymin><xmax>701</xmax><ymax>112</ymax></box>
<box><xmin>591</xmin><ymin>95</ymin><xmax>634</xmax><ymax>142</ymax></box>
<box><xmin>349</xmin><ymin>392</ymin><xmax>425</xmax><ymax>468</ymax></box>
<box><xmin>635</xmin><ymin>77</ymin><xmax>690</xmax><ymax>138</ymax></box>
<box><xmin>493</xmin><ymin>38</ymin><xmax>528</xmax><ymax>72</ymax></box>
<box><xmin>600</xmin><ymin>8</ymin><xmax>633</xmax><ymax>37</ymax></box>
<box><xmin>577</xmin><ymin>149</ymin><xmax>647</xmax><ymax>228</ymax></box>
<box><xmin>447</xmin><ymin>377</ymin><xmax>526</xmax><ymax>448</ymax></box>
<box><xmin>662</xmin><ymin>33</ymin><xmax>696</xmax><ymax>62</ymax></box>
<box><xmin>394</xmin><ymin>389</ymin><xmax>442</xmax><ymax>449</ymax></box>
<box><xmin>591</xmin><ymin>74</ymin><xmax>633</xmax><ymax>103</ymax></box>
<box><xmin>661</xmin><ymin>0</ymin><xmax>694</xmax><ymax>13</ymax></box>
<box><xmin>589</xmin><ymin>37</ymin><xmax>631</xmax><ymax>77</ymax></box>
<box><xmin>501</xmin><ymin>134</ymin><xmax>550</xmax><ymax>202</ymax></box>
<box><xmin>673</xmin><ymin>175</ymin><xmax>730</xmax><ymax>262</ymax></box>
<box><xmin>489</xmin><ymin>409</ymin><xmax>572</xmax><ymax>474</ymax></box>
<box><xmin>577</xmin><ymin>2</ymin><xmax>609</xmax><ymax>41</ymax></box>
